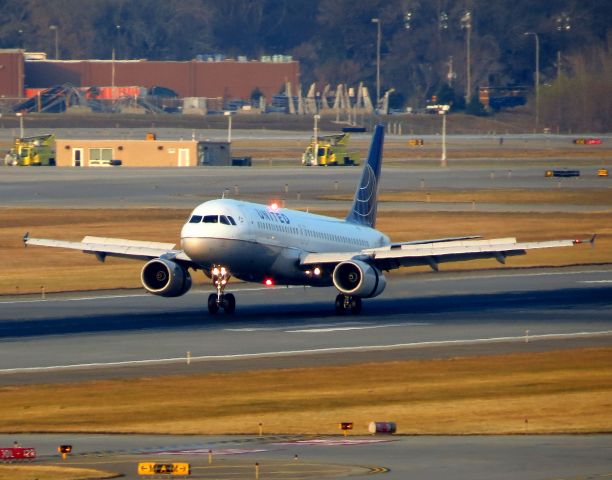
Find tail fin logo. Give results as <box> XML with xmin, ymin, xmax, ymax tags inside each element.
<box><xmin>351</xmin><ymin>164</ymin><xmax>377</xmax><ymax>225</ymax></box>
<box><xmin>345</xmin><ymin>124</ymin><xmax>384</xmax><ymax>228</ymax></box>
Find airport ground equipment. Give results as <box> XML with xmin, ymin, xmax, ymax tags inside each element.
<box><xmin>368</xmin><ymin>422</ymin><xmax>397</xmax><ymax>434</ymax></box>
<box><xmin>545</xmin><ymin>169</ymin><xmax>580</xmax><ymax>178</ymax></box>
<box><xmin>573</xmin><ymin>137</ymin><xmax>602</xmax><ymax>145</ymax></box>
<box><xmin>302</xmin><ymin>133</ymin><xmax>359</xmax><ymax>166</ymax></box>
<box><xmin>10</xmin><ymin>134</ymin><xmax>56</xmax><ymax>166</ymax></box>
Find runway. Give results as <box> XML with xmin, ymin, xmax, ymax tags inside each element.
<box><xmin>1</xmin><ymin>267</ymin><xmax>610</xmax><ymax>384</ymax></box>
<box><xmin>2</xmin><ymin>133</ymin><xmax>611</xmax><ymax>479</ymax></box>
<box><xmin>1</xmin><ymin>433</ymin><xmax>611</xmax><ymax>480</ymax></box>
<box><xmin>1</xmin><ymin>164</ymin><xmax>610</xmax><ymax>212</ymax></box>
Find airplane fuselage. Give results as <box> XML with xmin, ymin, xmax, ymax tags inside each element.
<box><xmin>180</xmin><ymin>199</ymin><xmax>390</xmax><ymax>285</ymax></box>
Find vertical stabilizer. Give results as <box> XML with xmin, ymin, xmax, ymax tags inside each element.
<box><xmin>345</xmin><ymin>124</ymin><xmax>385</xmax><ymax>228</ymax></box>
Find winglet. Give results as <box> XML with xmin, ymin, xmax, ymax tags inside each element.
<box><xmin>573</xmin><ymin>234</ymin><xmax>597</xmax><ymax>246</ymax></box>
<box><xmin>23</xmin><ymin>232</ymin><xmax>29</xmax><ymax>247</ymax></box>
<box><xmin>345</xmin><ymin>124</ymin><xmax>385</xmax><ymax>228</ymax></box>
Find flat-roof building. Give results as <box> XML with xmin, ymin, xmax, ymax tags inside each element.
<box><xmin>0</xmin><ymin>50</ymin><xmax>299</xmax><ymax>102</ymax></box>
<box><xmin>55</xmin><ymin>137</ymin><xmax>231</xmax><ymax>167</ymax></box>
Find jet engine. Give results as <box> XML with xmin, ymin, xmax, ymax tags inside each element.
<box><xmin>141</xmin><ymin>258</ymin><xmax>192</xmax><ymax>297</ymax></box>
<box><xmin>332</xmin><ymin>260</ymin><xmax>386</xmax><ymax>298</ymax></box>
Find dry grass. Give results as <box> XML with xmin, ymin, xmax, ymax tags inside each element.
<box><xmin>1</xmin><ymin>348</ymin><xmax>610</xmax><ymax>435</ymax></box>
<box><xmin>1</xmin><ymin>208</ymin><xmax>610</xmax><ymax>294</ymax></box>
<box><xmin>0</xmin><ymin>465</ymin><xmax>119</xmax><ymax>480</ymax></box>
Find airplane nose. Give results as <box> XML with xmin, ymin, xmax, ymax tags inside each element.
<box><xmin>181</xmin><ymin>237</ymin><xmax>210</xmax><ymax>263</ymax></box>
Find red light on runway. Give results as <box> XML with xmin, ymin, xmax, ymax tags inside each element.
<box><xmin>264</xmin><ymin>278</ymin><xmax>274</xmax><ymax>287</ymax></box>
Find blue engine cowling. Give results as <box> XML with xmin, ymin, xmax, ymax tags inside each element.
<box><xmin>141</xmin><ymin>258</ymin><xmax>192</xmax><ymax>297</ymax></box>
<box><xmin>332</xmin><ymin>260</ymin><xmax>386</xmax><ymax>298</ymax></box>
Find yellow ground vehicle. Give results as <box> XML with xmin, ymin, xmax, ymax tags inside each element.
<box><xmin>13</xmin><ymin>134</ymin><xmax>56</xmax><ymax>166</ymax></box>
<box><xmin>302</xmin><ymin>133</ymin><xmax>359</xmax><ymax>166</ymax></box>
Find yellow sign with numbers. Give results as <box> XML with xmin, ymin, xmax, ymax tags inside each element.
<box><xmin>138</xmin><ymin>462</ymin><xmax>190</xmax><ymax>476</ymax></box>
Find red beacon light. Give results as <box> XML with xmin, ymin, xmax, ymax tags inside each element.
<box><xmin>269</xmin><ymin>201</ymin><xmax>280</xmax><ymax>211</ymax></box>
<box><xmin>264</xmin><ymin>278</ymin><xmax>275</xmax><ymax>287</ymax></box>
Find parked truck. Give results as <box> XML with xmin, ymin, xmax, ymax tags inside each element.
<box><xmin>10</xmin><ymin>134</ymin><xmax>56</xmax><ymax>166</ymax></box>
<box><xmin>302</xmin><ymin>133</ymin><xmax>359</xmax><ymax>166</ymax></box>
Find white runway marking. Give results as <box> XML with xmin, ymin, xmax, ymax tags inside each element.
<box><xmin>0</xmin><ymin>286</ymin><xmax>296</xmax><ymax>305</ymax></box>
<box><xmin>151</xmin><ymin>448</ymin><xmax>268</xmax><ymax>456</ymax></box>
<box><xmin>286</xmin><ymin>323</ymin><xmax>430</xmax><ymax>333</ymax></box>
<box><xmin>421</xmin><ymin>269</ymin><xmax>612</xmax><ymax>282</ymax></box>
<box><xmin>273</xmin><ymin>439</ymin><xmax>394</xmax><ymax>446</ymax></box>
<box><xmin>226</xmin><ymin>322</ymin><xmax>430</xmax><ymax>333</ymax></box>
<box><xmin>580</xmin><ymin>280</ymin><xmax>612</xmax><ymax>284</ymax></box>
<box><xmin>225</xmin><ymin>322</ymin><xmax>371</xmax><ymax>332</ymax></box>
<box><xmin>1</xmin><ymin>330</ymin><xmax>611</xmax><ymax>375</ymax></box>
<box><xmin>0</xmin><ymin>293</ymin><xmax>150</xmax><ymax>305</ymax></box>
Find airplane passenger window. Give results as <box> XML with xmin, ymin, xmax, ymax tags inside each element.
<box><xmin>203</xmin><ymin>215</ymin><xmax>219</xmax><ymax>223</ymax></box>
<box><xmin>189</xmin><ymin>215</ymin><xmax>202</xmax><ymax>223</ymax></box>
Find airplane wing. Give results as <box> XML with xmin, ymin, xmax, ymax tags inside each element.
<box><xmin>23</xmin><ymin>234</ymin><xmax>194</xmax><ymax>264</ymax></box>
<box><xmin>300</xmin><ymin>236</ymin><xmax>592</xmax><ymax>272</ymax></box>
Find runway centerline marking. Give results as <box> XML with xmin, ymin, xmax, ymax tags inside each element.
<box><xmin>580</xmin><ymin>280</ymin><xmax>612</xmax><ymax>284</ymax></box>
<box><xmin>225</xmin><ymin>322</ymin><xmax>372</xmax><ymax>332</ymax></box>
<box><xmin>286</xmin><ymin>323</ymin><xmax>430</xmax><ymax>333</ymax></box>
<box><xmin>1</xmin><ymin>330</ymin><xmax>611</xmax><ymax>375</ymax></box>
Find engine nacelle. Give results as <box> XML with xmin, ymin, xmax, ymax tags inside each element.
<box><xmin>141</xmin><ymin>258</ymin><xmax>192</xmax><ymax>297</ymax></box>
<box><xmin>332</xmin><ymin>260</ymin><xmax>386</xmax><ymax>298</ymax></box>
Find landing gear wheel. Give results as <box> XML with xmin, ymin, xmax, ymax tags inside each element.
<box><xmin>335</xmin><ymin>294</ymin><xmax>362</xmax><ymax>315</ymax></box>
<box><xmin>350</xmin><ymin>296</ymin><xmax>362</xmax><ymax>314</ymax></box>
<box><xmin>208</xmin><ymin>265</ymin><xmax>236</xmax><ymax>315</ymax></box>
<box><xmin>208</xmin><ymin>293</ymin><xmax>219</xmax><ymax>314</ymax></box>
<box><xmin>335</xmin><ymin>294</ymin><xmax>346</xmax><ymax>315</ymax></box>
<box><xmin>222</xmin><ymin>293</ymin><xmax>236</xmax><ymax>314</ymax></box>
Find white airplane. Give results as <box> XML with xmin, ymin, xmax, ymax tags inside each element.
<box><xmin>24</xmin><ymin>125</ymin><xmax>591</xmax><ymax>315</ymax></box>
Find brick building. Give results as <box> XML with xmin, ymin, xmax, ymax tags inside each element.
<box><xmin>0</xmin><ymin>49</ymin><xmax>299</xmax><ymax>101</ymax></box>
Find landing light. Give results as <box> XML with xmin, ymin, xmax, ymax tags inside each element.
<box><xmin>314</xmin><ymin>267</ymin><xmax>321</xmax><ymax>276</ymax></box>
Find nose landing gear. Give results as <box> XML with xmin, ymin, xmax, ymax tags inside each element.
<box><xmin>334</xmin><ymin>294</ymin><xmax>362</xmax><ymax>315</ymax></box>
<box><xmin>208</xmin><ymin>266</ymin><xmax>235</xmax><ymax>314</ymax></box>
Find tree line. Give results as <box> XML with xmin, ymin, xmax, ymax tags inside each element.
<box><xmin>0</xmin><ymin>0</ymin><xmax>610</xmax><ymax>130</ymax></box>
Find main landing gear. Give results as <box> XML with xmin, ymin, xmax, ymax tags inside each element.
<box><xmin>208</xmin><ymin>266</ymin><xmax>235</xmax><ymax>314</ymax></box>
<box><xmin>335</xmin><ymin>294</ymin><xmax>362</xmax><ymax>315</ymax></box>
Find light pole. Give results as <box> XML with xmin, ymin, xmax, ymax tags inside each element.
<box><xmin>555</xmin><ymin>13</ymin><xmax>571</xmax><ymax>78</ymax></box>
<box><xmin>115</xmin><ymin>25</ymin><xmax>121</xmax><ymax>59</ymax></box>
<box><xmin>524</xmin><ymin>32</ymin><xmax>540</xmax><ymax>131</ymax></box>
<box><xmin>460</xmin><ymin>11</ymin><xmax>472</xmax><ymax>104</ymax></box>
<box><xmin>371</xmin><ymin>18</ymin><xmax>381</xmax><ymax>110</ymax></box>
<box><xmin>313</xmin><ymin>114</ymin><xmax>320</xmax><ymax>165</ymax></box>
<box><xmin>16</xmin><ymin>112</ymin><xmax>24</xmax><ymax>138</ymax></box>
<box><xmin>49</xmin><ymin>25</ymin><xmax>59</xmax><ymax>59</ymax></box>
<box><xmin>224</xmin><ymin>111</ymin><xmax>235</xmax><ymax>143</ymax></box>
<box><xmin>441</xmin><ymin>112</ymin><xmax>447</xmax><ymax>168</ymax></box>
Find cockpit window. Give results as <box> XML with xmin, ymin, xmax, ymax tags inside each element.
<box><xmin>189</xmin><ymin>215</ymin><xmax>202</xmax><ymax>223</ymax></box>
<box><xmin>220</xmin><ymin>215</ymin><xmax>231</xmax><ymax>225</ymax></box>
<box><xmin>203</xmin><ymin>215</ymin><xmax>219</xmax><ymax>223</ymax></box>
<box><xmin>227</xmin><ymin>216</ymin><xmax>237</xmax><ymax>225</ymax></box>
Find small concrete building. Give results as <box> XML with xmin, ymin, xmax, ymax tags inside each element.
<box><xmin>55</xmin><ymin>137</ymin><xmax>231</xmax><ymax>167</ymax></box>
